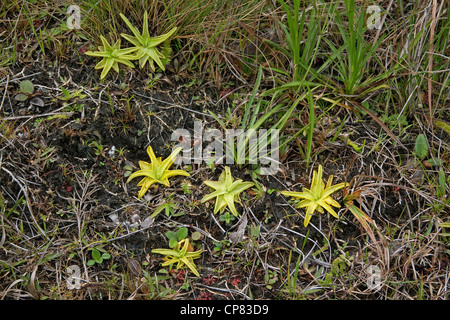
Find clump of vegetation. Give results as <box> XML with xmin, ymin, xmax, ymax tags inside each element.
<box><xmin>127</xmin><ymin>146</ymin><xmax>190</xmax><ymax>199</ymax></box>
<box><xmin>282</xmin><ymin>165</ymin><xmax>347</xmax><ymax>227</ymax></box>
<box><xmin>120</xmin><ymin>10</ymin><xmax>177</xmax><ymax>71</ymax></box>
<box><xmin>14</xmin><ymin>80</ymin><xmax>36</xmax><ymax>101</ymax></box>
<box><xmin>151</xmin><ymin>238</ymin><xmax>203</xmax><ymax>277</ymax></box>
<box><xmin>85</xmin><ymin>36</ymin><xmax>138</xmax><ymax>79</ymax></box>
<box><xmin>201</xmin><ymin>166</ymin><xmax>254</xmax><ymax>218</ymax></box>
<box><xmin>0</xmin><ymin>0</ymin><xmax>448</xmax><ymax>302</ymax></box>
<box><xmin>85</xmin><ymin>10</ymin><xmax>177</xmax><ymax>78</ymax></box>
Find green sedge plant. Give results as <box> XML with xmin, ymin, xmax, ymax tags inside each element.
<box><xmin>282</xmin><ymin>164</ymin><xmax>347</xmax><ymax>227</ymax></box>
<box><xmin>269</xmin><ymin>0</ymin><xmax>325</xmax><ymax>84</ymax></box>
<box><xmin>127</xmin><ymin>146</ymin><xmax>190</xmax><ymax>199</ymax></box>
<box><xmin>209</xmin><ymin>67</ymin><xmax>299</xmax><ymax>173</ymax></box>
<box><xmin>263</xmin><ymin>0</ymin><xmax>339</xmax><ymax>95</ymax></box>
<box><xmin>324</xmin><ymin>0</ymin><xmax>390</xmax><ymax>97</ymax></box>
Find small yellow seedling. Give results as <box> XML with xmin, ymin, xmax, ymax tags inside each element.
<box><xmin>120</xmin><ymin>11</ymin><xmax>177</xmax><ymax>71</ymax></box>
<box><xmin>152</xmin><ymin>239</ymin><xmax>202</xmax><ymax>277</ymax></box>
<box><xmin>201</xmin><ymin>166</ymin><xmax>254</xmax><ymax>217</ymax></box>
<box><xmin>127</xmin><ymin>146</ymin><xmax>189</xmax><ymax>198</ymax></box>
<box><xmin>282</xmin><ymin>165</ymin><xmax>347</xmax><ymax>227</ymax></box>
<box><xmin>84</xmin><ymin>36</ymin><xmax>137</xmax><ymax>79</ymax></box>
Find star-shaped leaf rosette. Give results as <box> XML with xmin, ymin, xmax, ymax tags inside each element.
<box><xmin>201</xmin><ymin>166</ymin><xmax>254</xmax><ymax>218</ymax></box>
<box><xmin>151</xmin><ymin>238</ymin><xmax>202</xmax><ymax>277</ymax></box>
<box><xmin>120</xmin><ymin>11</ymin><xmax>177</xmax><ymax>71</ymax></box>
<box><xmin>84</xmin><ymin>36</ymin><xmax>137</xmax><ymax>79</ymax></box>
<box><xmin>281</xmin><ymin>165</ymin><xmax>347</xmax><ymax>227</ymax></box>
<box><xmin>127</xmin><ymin>146</ymin><xmax>190</xmax><ymax>199</ymax></box>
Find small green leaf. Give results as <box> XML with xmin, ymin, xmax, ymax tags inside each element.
<box><xmin>61</xmin><ymin>86</ymin><xmax>69</xmax><ymax>98</ymax></box>
<box><xmin>414</xmin><ymin>134</ymin><xmax>428</xmax><ymax>160</ymax></box>
<box><xmin>169</xmin><ymin>238</ymin><xmax>178</xmax><ymax>248</ymax></box>
<box><xmin>92</xmin><ymin>249</ymin><xmax>102</xmax><ymax>263</ymax></box>
<box><xmin>102</xmin><ymin>253</ymin><xmax>111</xmax><ymax>260</ymax></box>
<box><xmin>177</xmin><ymin>227</ymin><xmax>188</xmax><ymax>241</ymax></box>
<box><xmin>14</xmin><ymin>93</ymin><xmax>29</xmax><ymax>101</ymax></box>
<box><xmin>124</xmin><ymin>170</ymin><xmax>132</xmax><ymax>178</ymax></box>
<box><xmin>165</xmin><ymin>231</ymin><xmax>177</xmax><ymax>240</ymax></box>
<box><xmin>87</xmin><ymin>259</ymin><xmax>95</xmax><ymax>266</ymax></box>
<box><xmin>124</xmin><ymin>164</ymin><xmax>133</xmax><ymax>178</ymax></box>
<box><xmin>20</xmin><ymin>80</ymin><xmax>34</xmax><ymax>94</ymax></box>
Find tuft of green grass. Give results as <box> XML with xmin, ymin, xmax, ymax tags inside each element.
<box><xmin>324</xmin><ymin>0</ymin><xmax>390</xmax><ymax>97</ymax></box>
